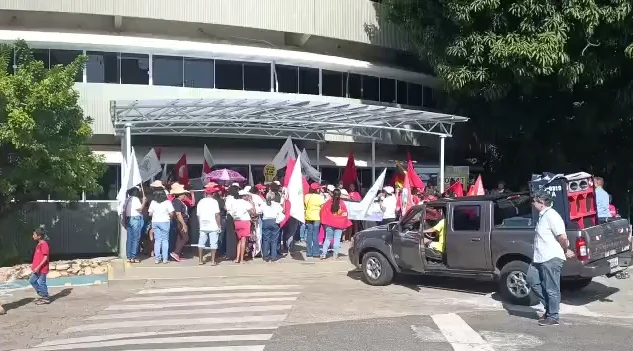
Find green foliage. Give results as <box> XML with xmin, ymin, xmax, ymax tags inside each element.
<box><xmin>383</xmin><ymin>0</ymin><xmax>633</xmax><ymax>198</ymax></box>
<box><xmin>0</xmin><ymin>40</ymin><xmax>105</xmax><ymax>212</ymax></box>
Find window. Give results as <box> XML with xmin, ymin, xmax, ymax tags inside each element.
<box><xmin>322</xmin><ymin>70</ymin><xmax>345</xmax><ymax>97</ymax></box>
<box><xmin>32</xmin><ymin>49</ymin><xmax>49</xmax><ymax>68</ymax></box>
<box><xmin>362</xmin><ymin>75</ymin><xmax>379</xmax><ymax>101</ymax></box>
<box><xmin>50</xmin><ymin>49</ymin><xmax>83</xmax><ymax>82</ymax></box>
<box><xmin>298</xmin><ymin>67</ymin><xmax>319</xmax><ymax>95</ymax></box>
<box><xmin>380</xmin><ymin>78</ymin><xmax>396</xmax><ymax>103</ymax></box>
<box><xmin>347</xmin><ymin>73</ymin><xmax>361</xmax><ymax>99</ymax></box>
<box><xmin>215</xmin><ymin>60</ymin><xmax>243</xmax><ymax>90</ymax></box>
<box><xmin>86</xmin><ymin>51</ymin><xmax>119</xmax><ymax>83</ymax></box>
<box><xmin>407</xmin><ymin>83</ymin><xmax>422</xmax><ymax>106</ymax></box>
<box><xmin>453</xmin><ymin>205</ymin><xmax>481</xmax><ymax>231</ymax></box>
<box><xmin>423</xmin><ymin>86</ymin><xmax>437</xmax><ymax>109</ymax></box>
<box><xmin>184</xmin><ymin>57</ymin><xmax>214</xmax><ymax>88</ymax></box>
<box><xmin>396</xmin><ymin>80</ymin><xmax>408</xmax><ymax>104</ymax></box>
<box><xmin>86</xmin><ymin>165</ymin><xmax>120</xmax><ymax>200</ymax></box>
<box><xmin>153</xmin><ymin>55</ymin><xmax>183</xmax><ymax>87</ymax></box>
<box><xmin>120</xmin><ymin>53</ymin><xmax>149</xmax><ymax>85</ymax></box>
<box><xmin>243</xmin><ymin>62</ymin><xmax>271</xmax><ymax>92</ymax></box>
<box><xmin>275</xmin><ymin>64</ymin><xmax>298</xmax><ymax>93</ymax></box>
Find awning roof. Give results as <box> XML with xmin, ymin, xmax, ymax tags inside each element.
<box><xmin>111</xmin><ymin>98</ymin><xmax>468</xmax><ymax>142</ymax></box>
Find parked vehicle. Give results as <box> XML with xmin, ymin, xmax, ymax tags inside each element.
<box><xmin>348</xmin><ymin>193</ymin><xmax>632</xmax><ymax>305</ymax></box>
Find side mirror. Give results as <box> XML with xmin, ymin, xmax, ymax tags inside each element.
<box><xmin>387</xmin><ymin>221</ymin><xmax>399</xmax><ymax>232</ymax></box>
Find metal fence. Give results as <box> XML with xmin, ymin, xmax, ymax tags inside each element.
<box><xmin>0</xmin><ymin>201</ymin><xmax>119</xmax><ymax>265</ymax></box>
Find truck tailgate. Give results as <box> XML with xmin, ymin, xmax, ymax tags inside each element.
<box><xmin>576</xmin><ymin>219</ymin><xmax>631</xmax><ymax>262</ymax></box>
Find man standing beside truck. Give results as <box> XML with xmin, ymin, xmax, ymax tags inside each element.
<box><xmin>527</xmin><ymin>191</ymin><xmax>576</xmax><ymax>326</ymax></box>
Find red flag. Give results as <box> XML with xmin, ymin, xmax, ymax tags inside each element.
<box><xmin>443</xmin><ymin>180</ymin><xmax>464</xmax><ymax>197</ymax></box>
<box><xmin>467</xmin><ymin>175</ymin><xmax>485</xmax><ymax>196</ymax></box>
<box><xmin>341</xmin><ymin>153</ymin><xmax>357</xmax><ymax>188</ymax></box>
<box><xmin>279</xmin><ymin>157</ymin><xmax>309</xmax><ymax>227</ymax></box>
<box><xmin>172</xmin><ymin>154</ymin><xmax>189</xmax><ymax>186</ymax></box>
<box><xmin>400</xmin><ymin>171</ymin><xmax>413</xmax><ymax>215</ymax></box>
<box><xmin>406</xmin><ymin>154</ymin><xmax>425</xmax><ymax>190</ymax></box>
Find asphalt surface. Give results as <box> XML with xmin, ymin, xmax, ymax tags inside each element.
<box><xmin>2</xmin><ymin>270</ymin><xmax>633</xmax><ymax>351</ymax></box>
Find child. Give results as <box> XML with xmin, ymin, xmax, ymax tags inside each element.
<box><xmin>30</xmin><ymin>227</ymin><xmax>50</xmax><ymax>304</ymax></box>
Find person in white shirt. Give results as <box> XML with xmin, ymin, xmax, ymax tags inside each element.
<box><xmin>231</xmin><ymin>190</ymin><xmax>256</xmax><ymax>264</ymax></box>
<box><xmin>124</xmin><ymin>187</ymin><xmax>146</xmax><ymax>263</ymax></box>
<box><xmin>260</xmin><ymin>192</ymin><xmax>285</xmax><ymax>262</ymax></box>
<box><xmin>527</xmin><ymin>191</ymin><xmax>575</xmax><ymax>326</ymax></box>
<box><xmin>249</xmin><ymin>186</ymin><xmax>265</xmax><ymax>257</ymax></box>
<box><xmin>380</xmin><ymin>186</ymin><xmax>397</xmax><ymax>224</ymax></box>
<box><xmin>197</xmin><ymin>184</ymin><xmax>222</xmax><ymax>265</ymax></box>
<box><xmin>148</xmin><ymin>190</ymin><xmax>175</xmax><ymax>264</ymax></box>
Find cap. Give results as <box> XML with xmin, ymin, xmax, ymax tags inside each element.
<box><xmin>383</xmin><ymin>186</ymin><xmax>395</xmax><ymax>194</ymax></box>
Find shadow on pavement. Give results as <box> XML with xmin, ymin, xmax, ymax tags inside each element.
<box><xmin>50</xmin><ymin>288</ymin><xmax>73</xmax><ymax>302</ymax></box>
<box><xmin>2</xmin><ymin>297</ymin><xmax>35</xmax><ymax>312</ymax></box>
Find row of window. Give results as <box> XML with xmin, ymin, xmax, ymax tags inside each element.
<box><xmin>5</xmin><ymin>48</ymin><xmax>440</xmax><ymax>109</ymax></box>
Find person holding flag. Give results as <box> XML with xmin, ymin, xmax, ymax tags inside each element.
<box><xmin>380</xmin><ymin>186</ymin><xmax>397</xmax><ymax>225</ymax></box>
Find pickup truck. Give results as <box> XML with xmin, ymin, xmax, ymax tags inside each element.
<box><xmin>348</xmin><ymin>193</ymin><xmax>632</xmax><ymax>305</ymax></box>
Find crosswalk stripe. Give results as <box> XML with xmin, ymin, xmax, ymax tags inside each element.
<box><xmin>119</xmin><ymin>347</ymin><xmax>265</xmax><ymax>351</ymax></box>
<box><xmin>138</xmin><ymin>285</ymin><xmax>301</xmax><ymax>294</ymax></box>
<box><xmin>89</xmin><ymin>305</ymin><xmax>293</xmax><ymax>320</ymax></box>
<box><xmin>124</xmin><ymin>291</ymin><xmax>301</xmax><ymax>302</ymax></box>
<box><xmin>431</xmin><ymin>313</ymin><xmax>495</xmax><ymax>351</ymax></box>
<box><xmin>22</xmin><ymin>334</ymin><xmax>273</xmax><ymax>351</ymax></box>
<box><xmin>62</xmin><ymin>314</ymin><xmax>288</xmax><ymax>333</ymax></box>
<box><xmin>37</xmin><ymin>326</ymin><xmax>280</xmax><ymax>347</ymax></box>
<box><xmin>108</xmin><ymin>297</ymin><xmax>298</xmax><ymax>311</ymax></box>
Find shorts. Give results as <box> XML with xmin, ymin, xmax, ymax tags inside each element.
<box><xmin>198</xmin><ymin>230</ymin><xmax>220</xmax><ymax>249</ymax></box>
<box><xmin>234</xmin><ymin>220</ymin><xmax>252</xmax><ymax>239</ymax></box>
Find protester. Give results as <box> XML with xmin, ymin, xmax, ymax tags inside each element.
<box><xmin>224</xmin><ymin>185</ymin><xmax>240</xmax><ymax>261</ymax></box>
<box><xmin>594</xmin><ymin>176</ymin><xmax>611</xmax><ymax>222</ymax></box>
<box><xmin>304</xmin><ymin>183</ymin><xmax>324</xmax><ymax>258</ymax></box>
<box><xmin>261</xmin><ymin>191</ymin><xmax>284</xmax><ymax>262</ymax></box>
<box><xmin>232</xmin><ymin>189</ymin><xmax>256</xmax><ymax>263</ymax></box>
<box><xmin>29</xmin><ymin>227</ymin><xmax>50</xmax><ymax>305</ymax></box>
<box><xmin>124</xmin><ymin>187</ymin><xmax>146</xmax><ymax>263</ymax></box>
<box><xmin>148</xmin><ymin>188</ymin><xmax>174</xmax><ymax>264</ymax></box>
<box><xmin>249</xmin><ymin>185</ymin><xmax>265</xmax><ymax>257</ymax></box>
<box><xmin>526</xmin><ymin>191</ymin><xmax>575</xmax><ymax>326</ymax></box>
<box><xmin>197</xmin><ymin>184</ymin><xmax>222</xmax><ymax>265</ymax></box>
<box><xmin>320</xmin><ymin>189</ymin><xmax>351</xmax><ymax>259</ymax></box>
<box><xmin>170</xmin><ymin>183</ymin><xmax>191</xmax><ymax>262</ymax></box>
<box><xmin>380</xmin><ymin>186</ymin><xmax>397</xmax><ymax>224</ymax></box>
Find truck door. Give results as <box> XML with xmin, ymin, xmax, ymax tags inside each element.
<box><xmin>446</xmin><ymin>203</ymin><xmax>491</xmax><ymax>270</ymax></box>
<box><xmin>392</xmin><ymin>206</ymin><xmax>426</xmax><ymax>272</ymax></box>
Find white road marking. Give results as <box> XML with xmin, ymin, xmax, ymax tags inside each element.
<box><xmin>108</xmin><ymin>297</ymin><xmax>298</xmax><ymax>310</ymax></box>
<box><xmin>431</xmin><ymin>313</ymin><xmax>495</xmax><ymax>351</ymax></box>
<box><xmin>119</xmin><ymin>347</ymin><xmax>265</xmax><ymax>351</ymax></box>
<box><xmin>478</xmin><ymin>331</ymin><xmax>543</xmax><ymax>351</ymax></box>
<box><xmin>62</xmin><ymin>314</ymin><xmax>288</xmax><ymax>333</ymax></box>
<box><xmin>89</xmin><ymin>304</ymin><xmax>293</xmax><ymax>320</ymax></box>
<box><xmin>37</xmin><ymin>326</ymin><xmax>280</xmax><ymax>347</ymax></box>
<box><xmin>138</xmin><ymin>285</ymin><xmax>301</xmax><ymax>294</ymax></box>
<box><xmin>124</xmin><ymin>291</ymin><xmax>301</xmax><ymax>302</ymax></box>
<box><xmin>21</xmin><ymin>334</ymin><xmax>272</xmax><ymax>351</ymax></box>
<box><xmin>410</xmin><ymin>325</ymin><xmax>447</xmax><ymax>343</ymax></box>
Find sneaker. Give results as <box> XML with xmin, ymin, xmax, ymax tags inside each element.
<box><xmin>170</xmin><ymin>252</ymin><xmax>182</xmax><ymax>262</ymax></box>
<box><xmin>538</xmin><ymin>318</ymin><xmax>559</xmax><ymax>326</ymax></box>
<box><xmin>154</xmin><ymin>260</ymin><xmax>161</xmax><ymax>264</ymax></box>
<box><xmin>163</xmin><ymin>260</ymin><xmax>169</xmax><ymax>264</ymax></box>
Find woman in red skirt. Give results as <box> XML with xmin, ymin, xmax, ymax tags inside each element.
<box><xmin>231</xmin><ymin>189</ymin><xmax>256</xmax><ymax>263</ymax></box>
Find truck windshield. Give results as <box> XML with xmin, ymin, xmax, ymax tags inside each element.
<box><xmin>494</xmin><ymin>194</ymin><xmax>532</xmax><ymax>227</ymax></box>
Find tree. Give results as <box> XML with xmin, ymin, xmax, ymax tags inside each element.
<box><xmin>0</xmin><ymin>41</ymin><xmax>105</xmax><ymax>213</ymax></box>
<box><xmin>382</xmin><ymin>0</ymin><xmax>633</xmax><ymax>193</ymax></box>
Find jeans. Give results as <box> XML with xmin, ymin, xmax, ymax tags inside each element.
<box><xmin>304</xmin><ymin>220</ymin><xmax>320</xmax><ymax>257</ymax></box>
<box><xmin>261</xmin><ymin>219</ymin><xmax>280</xmax><ymax>261</ymax></box>
<box><xmin>299</xmin><ymin>223</ymin><xmax>307</xmax><ymax>242</ymax></box>
<box><xmin>29</xmin><ymin>273</ymin><xmax>49</xmax><ymax>299</ymax></box>
<box><xmin>126</xmin><ymin>216</ymin><xmax>143</xmax><ymax>260</ymax></box>
<box><xmin>322</xmin><ymin>225</ymin><xmax>343</xmax><ymax>258</ymax></box>
<box><xmin>527</xmin><ymin>257</ymin><xmax>564</xmax><ymax>320</ymax></box>
<box><xmin>153</xmin><ymin>222</ymin><xmax>171</xmax><ymax>262</ymax></box>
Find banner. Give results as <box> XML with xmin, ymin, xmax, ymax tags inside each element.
<box><xmin>116</xmin><ymin>148</ymin><xmax>143</xmax><ymax>214</ymax></box>
<box><xmin>139</xmin><ymin>148</ymin><xmax>162</xmax><ymax>181</ymax></box>
<box><xmin>444</xmin><ymin>166</ymin><xmax>469</xmax><ymax>189</ymax></box>
<box><xmin>345</xmin><ymin>200</ymin><xmax>384</xmax><ymax>221</ymax></box>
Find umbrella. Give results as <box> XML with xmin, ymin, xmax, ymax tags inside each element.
<box><xmin>208</xmin><ymin>169</ymin><xmax>247</xmax><ymax>182</ymax></box>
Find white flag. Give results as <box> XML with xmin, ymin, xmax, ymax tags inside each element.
<box><xmin>139</xmin><ymin>148</ymin><xmax>162</xmax><ymax>181</ymax></box>
<box><xmin>287</xmin><ymin>154</ymin><xmax>305</xmax><ymax>223</ymax></box>
<box><xmin>116</xmin><ymin>148</ymin><xmax>143</xmax><ymax>214</ymax></box>
<box><xmin>359</xmin><ymin>168</ymin><xmax>387</xmax><ymax>215</ymax></box>
<box><xmin>248</xmin><ymin>164</ymin><xmax>254</xmax><ymax>186</ymax></box>
<box><xmin>292</xmin><ymin>145</ymin><xmax>320</xmax><ymax>181</ymax></box>
<box><xmin>271</xmin><ymin>136</ymin><xmax>295</xmax><ymax>170</ymax></box>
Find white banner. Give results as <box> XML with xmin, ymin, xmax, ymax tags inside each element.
<box><xmin>345</xmin><ymin>200</ymin><xmax>384</xmax><ymax>221</ymax></box>
<box><xmin>139</xmin><ymin>148</ymin><xmax>162</xmax><ymax>181</ymax></box>
<box><xmin>116</xmin><ymin>148</ymin><xmax>143</xmax><ymax>214</ymax></box>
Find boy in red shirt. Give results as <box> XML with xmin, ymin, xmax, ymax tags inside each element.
<box><xmin>30</xmin><ymin>227</ymin><xmax>50</xmax><ymax>304</ymax></box>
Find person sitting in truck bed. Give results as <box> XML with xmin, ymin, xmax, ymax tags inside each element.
<box><xmin>422</xmin><ymin>208</ymin><xmax>446</xmax><ymax>253</ymax></box>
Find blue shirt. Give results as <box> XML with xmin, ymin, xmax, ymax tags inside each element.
<box><xmin>595</xmin><ymin>187</ymin><xmax>610</xmax><ymax>218</ymax></box>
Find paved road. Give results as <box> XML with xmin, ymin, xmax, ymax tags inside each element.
<box><xmin>2</xmin><ymin>269</ymin><xmax>633</xmax><ymax>350</ymax></box>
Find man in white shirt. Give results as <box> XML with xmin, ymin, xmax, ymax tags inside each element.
<box><xmin>527</xmin><ymin>191</ymin><xmax>575</xmax><ymax>326</ymax></box>
<box><xmin>380</xmin><ymin>186</ymin><xmax>397</xmax><ymax>224</ymax></box>
<box><xmin>196</xmin><ymin>184</ymin><xmax>222</xmax><ymax>265</ymax></box>
<box><xmin>594</xmin><ymin>177</ymin><xmax>611</xmax><ymax>222</ymax></box>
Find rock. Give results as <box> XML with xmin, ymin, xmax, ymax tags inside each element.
<box><xmin>17</xmin><ymin>267</ymin><xmax>32</xmax><ymax>279</ymax></box>
<box><xmin>83</xmin><ymin>267</ymin><xmax>92</xmax><ymax>275</ymax></box>
<box><xmin>68</xmin><ymin>267</ymin><xmax>81</xmax><ymax>275</ymax></box>
<box><xmin>60</xmin><ymin>271</ymin><xmax>69</xmax><ymax>277</ymax></box>
<box><xmin>71</xmin><ymin>264</ymin><xmax>81</xmax><ymax>270</ymax></box>
<box><xmin>90</xmin><ymin>263</ymin><xmax>99</xmax><ymax>268</ymax></box>
<box><xmin>49</xmin><ymin>264</ymin><xmax>56</xmax><ymax>271</ymax></box>
<box><xmin>80</xmin><ymin>261</ymin><xmax>90</xmax><ymax>267</ymax></box>
<box><xmin>47</xmin><ymin>271</ymin><xmax>61</xmax><ymax>279</ymax></box>
<box><xmin>55</xmin><ymin>264</ymin><xmax>70</xmax><ymax>270</ymax></box>
<box><xmin>92</xmin><ymin>266</ymin><xmax>107</xmax><ymax>275</ymax></box>
<box><xmin>77</xmin><ymin>270</ymin><xmax>84</xmax><ymax>276</ymax></box>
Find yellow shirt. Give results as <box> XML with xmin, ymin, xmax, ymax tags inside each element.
<box><xmin>429</xmin><ymin>219</ymin><xmax>446</xmax><ymax>253</ymax></box>
<box><xmin>304</xmin><ymin>193</ymin><xmax>324</xmax><ymax>221</ymax></box>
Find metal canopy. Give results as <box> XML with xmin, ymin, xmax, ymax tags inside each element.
<box><xmin>111</xmin><ymin>98</ymin><xmax>468</xmax><ymax>142</ymax></box>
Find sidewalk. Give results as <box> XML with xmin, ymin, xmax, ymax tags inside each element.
<box><xmin>108</xmin><ymin>242</ymin><xmax>356</xmax><ymax>288</ymax></box>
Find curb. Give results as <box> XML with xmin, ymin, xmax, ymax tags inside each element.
<box><xmin>0</xmin><ymin>274</ymin><xmax>108</xmax><ymax>295</ymax></box>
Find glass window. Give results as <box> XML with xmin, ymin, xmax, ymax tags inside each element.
<box><xmin>50</xmin><ymin>49</ymin><xmax>83</xmax><ymax>82</ymax></box>
<box><xmin>362</xmin><ymin>75</ymin><xmax>379</xmax><ymax>101</ymax></box>
<box><xmin>120</xmin><ymin>53</ymin><xmax>149</xmax><ymax>85</ymax></box>
<box><xmin>86</xmin><ymin>51</ymin><xmax>120</xmax><ymax>83</ymax></box>
<box><xmin>298</xmin><ymin>67</ymin><xmax>319</xmax><ymax>95</ymax></box>
<box><xmin>396</xmin><ymin>80</ymin><xmax>408</xmax><ymax>104</ymax></box>
<box><xmin>86</xmin><ymin>165</ymin><xmax>120</xmax><ymax>200</ymax></box>
<box><xmin>380</xmin><ymin>78</ymin><xmax>396</xmax><ymax>103</ymax></box>
<box><xmin>215</xmin><ymin>60</ymin><xmax>243</xmax><ymax>90</ymax></box>
<box><xmin>322</xmin><ymin>70</ymin><xmax>345</xmax><ymax>97</ymax></box>
<box><xmin>244</xmin><ymin>62</ymin><xmax>271</xmax><ymax>92</ymax></box>
<box><xmin>407</xmin><ymin>83</ymin><xmax>422</xmax><ymax>106</ymax></box>
<box><xmin>153</xmin><ymin>55</ymin><xmax>183</xmax><ymax>87</ymax></box>
<box><xmin>423</xmin><ymin>86</ymin><xmax>438</xmax><ymax>109</ymax></box>
<box><xmin>32</xmin><ymin>49</ymin><xmax>49</xmax><ymax>68</ymax></box>
<box><xmin>453</xmin><ymin>205</ymin><xmax>481</xmax><ymax>231</ymax></box>
<box><xmin>184</xmin><ymin>57</ymin><xmax>214</xmax><ymax>88</ymax></box>
<box><xmin>347</xmin><ymin>73</ymin><xmax>361</xmax><ymax>99</ymax></box>
<box><xmin>275</xmin><ymin>64</ymin><xmax>298</xmax><ymax>93</ymax></box>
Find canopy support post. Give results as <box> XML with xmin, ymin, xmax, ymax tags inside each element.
<box><xmin>316</xmin><ymin>142</ymin><xmax>320</xmax><ymax>171</ymax></box>
<box><xmin>371</xmin><ymin>139</ymin><xmax>376</xmax><ymax>182</ymax></box>
<box><xmin>439</xmin><ymin>135</ymin><xmax>446</xmax><ymax>193</ymax></box>
<box><xmin>119</xmin><ymin>123</ymin><xmax>132</xmax><ymax>260</ymax></box>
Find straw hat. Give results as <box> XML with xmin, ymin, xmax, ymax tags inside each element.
<box><xmin>170</xmin><ymin>182</ymin><xmax>188</xmax><ymax>195</ymax></box>
<box><xmin>150</xmin><ymin>180</ymin><xmax>165</xmax><ymax>188</ymax></box>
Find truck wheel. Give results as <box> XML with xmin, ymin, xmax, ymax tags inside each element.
<box><xmin>361</xmin><ymin>251</ymin><xmax>394</xmax><ymax>286</ymax></box>
<box><xmin>499</xmin><ymin>261</ymin><xmax>539</xmax><ymax>306</ymax></box>
<box><xmin>561</xmin><ymin>278</ymin><xmax>592</xmax><ymax>291</ymax></box>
